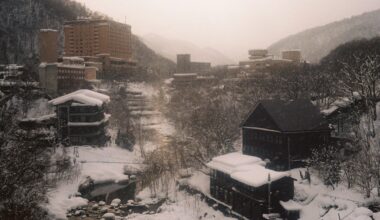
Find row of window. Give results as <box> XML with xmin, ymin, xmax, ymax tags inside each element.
<box><xmin>251</xmin><ymin>131</ymin><xmax>283</xmax><ymax>145</ymax></box>
<box><xmin>69</xmin><ymin>126</ymin><xmax>104</xmax><ymax>135</ymax></box>
<box><xmin>58</xmin><ymin>76</ymin><xmax>84</xmax><ymax>80</ymax></box>
<box><xmin>70</xmin><ymin>114</ymin><xmax>104</xmax><ymax>123</ymax></box>
<box><xmin>59</xmin><ymin>69</ymin><xmax>84</xmax><ymax>74</ymax></box>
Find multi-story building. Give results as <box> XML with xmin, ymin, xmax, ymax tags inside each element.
<box><xmin>64</xmin><ymin>19</ymin><xmax>132</xmax><ymax>61</ymax></box>
<box><xmin>172</xmin><ymin>73</ymin><xmax>198</xmax><ymax>87</ymax></box>
<box><xmin>39</xmin><ymin>29</ymin><xmax>59</xmax><ymax>63</ymax></box>
<box><xmin>238</xmin><ymin>49</ymin><xmax>303</xmax><ymax>75</ymax></box>
<box><xmin>81</xmin><ymin>54</ymin><xmax>135</xmax><ymax>79</ymax></box>
<box><xmin>248</xmin><ymin>49</ymin><xmax>269</xmax><ymax>59</ymax></box>
<box><xmin>176</xmin><ymin>54</ymin><xmax>211</xmax><ymax>74</ymax></box>
<box><xmin>176</xmin><ymin>54</ymin><xmax>192</xmax><ymax>73</ymax></box>
<box><xmin>39</xmin><ymin>57</ymin><xmax>97</xmax><ymax>95</ymax></box>
<box><xmin>282</xmin><ymin>50</ymin><xmax>302</xmax><ymax>63</ymax></box>
<box><xmin>0</xmin><ymin>64</ymin><xmax>25</xmax><ymax>80</ymax></box>
<box><xmin>49</xmin><ymin>89</ymin><xmax>110</xmax><ymax>146</ymax></box>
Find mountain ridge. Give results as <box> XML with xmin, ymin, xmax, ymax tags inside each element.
<box><xmin>142</xmin><ymin>33</ymin><xmax>234</xmax><ymax>66</ymax></box>
<box><xmin>267</xmin><ymin>8</ymin><xmax>380</xmax><ymax>63</ymax></box>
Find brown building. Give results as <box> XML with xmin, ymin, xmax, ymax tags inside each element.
<box><xmin>39</xmin><ymin>57</ymin><xmax>97</xmax><ymax>95</ymax></box>
<box><xmin>39</xmin><ymin>29</ymin><xmax>59</xmax><ymax>63</ymax></box>
<box><xmin>248</xmin><ymin>49</ymin><xmax>269</xmax><ymax>59</ymax></box>
<box><xmin>176</xmin><ymin>54</ymin><xmax>191</xmax><ymax>73</ymax></box>
<box><xmin>238</xmin><ymin>49</ymin><xmax>302</xmax><ymax>75</ymax></box>
<box><xmin>81</xmin><ymin>54</ymin><xmax>136</xmax><ymax>79</ymax></box>
<box><xmin>176</xmin><ymin>54</ymin><xmax>211</xmax><ymax>74</ymax></box>
<box><xmin>282</xmin><ymin>50</ymin><xmax>301</xmax><ymax>63</ymax></box>
<box><xmin>64</xmin><ymin>19</ymin><xmax>132</xmax><ymax>61</ymax></box>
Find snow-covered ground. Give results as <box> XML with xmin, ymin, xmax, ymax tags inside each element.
<box><xmin>45</xmin><ymin>82</ymin><xmax>175</xmax><ymax>219</ymax></box>
<box><xmin>45</xmin><ymin>143</ymin><xmax>144</xmax><ymax>219</ymax></box>
<box><xmin>45</xmin><ymin>81</ymin><xmax>380</xmax><ymax>220</ymax></box>
<box><xmin>183</xmin><ymin>168</ymin><xmax>380</xmax><ymax>220</ymax></box>
<box><xmin>128</xmin><ymin>175</ymin><xmax>235</xmax><ymax>220</ymax></box>
<box><xmin>127</xmin><ymin>191</ymin><xmax>235</xmax><ymax>220</ymax></box>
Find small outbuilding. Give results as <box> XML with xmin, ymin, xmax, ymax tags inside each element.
<box><xmin>207</xmin><ymin>152</ymin><xmax>295</xmax><ymax>220</ymax></box>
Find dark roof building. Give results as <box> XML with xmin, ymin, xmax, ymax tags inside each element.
<box><xmin>241</xmin><ymin>99</ymin><xmax>331</xmax><ymax>170</ymax></box>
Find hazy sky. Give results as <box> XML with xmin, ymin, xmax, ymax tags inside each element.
<box><xmin>75</xmin><ymin>0</ymin><xmax>380</xmax><ymax>60</ymax></box>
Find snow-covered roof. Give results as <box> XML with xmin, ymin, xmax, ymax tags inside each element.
<box><xmin>207</xmin><ymin>152</ymin><xmax>263</xmax><ymax>175</ymax></box>
<box><xmin>20</xmin><ymin>113</ymin><xmax>56</xmax><ymax>123</ymax></box>
<box><xmin>57</xmin><ymin>63</ymin><xmax>85</xmax><ymax>69</ymax></box>
<box><xmin>173</xmin><ymin>73</ymin><xmax>198</xmax><ymax>77</ymax></box>
<box><xmin>231</xmin><ymin>164</ymin><xmax>290</xmax><ymax>188</ymax></box>
<box><xmin>40</xmin><ymin>29</ymin><xmax>58</xmax><ymax>32</ymax></box>
<box><xmin>279</xmin><ymin>200</ymin><xmax>302</xmax><ymax>211</ymax></box>
<box><xmin>49</xmin><ymin>89</ymin><xmax>110</xmax><ymax>106</ymax></box>
<box><xmin>63</xmin><ymin>56</ymin><xmax>84</xmax><ymax>62</ymax></box>
<box><xmin>321</xmin><ymin>105</ymin><xmax>339</xmax><ymax>116</ymax></box>
<box><xmin>282</xmin><ymin>49</ymin><xmax>301</xmax><ymax>52</ymax></box>
<box><xmin>321</xmin><ymin>96</ymin><xmax>359</xmax><ymax>116</ymax></box>
<box><xmin>207</xmin><ymin>152</ymin><xmax>289</xmax><ymax>188</ymax></box>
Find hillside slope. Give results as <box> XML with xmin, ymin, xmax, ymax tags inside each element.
<box><xmin>143</xmin><ymin>34</ymin><xmax>234</xmax><ymax>66</ymax></box>
<box><xmin>268</xmin><ymin>9</ymin><xmax>380</xmax><ymax>63</ymax></box>
<box><xmin>0</xmin><ymin>0</ymin><xmax>175</xmax><ymax>76</ymax></box>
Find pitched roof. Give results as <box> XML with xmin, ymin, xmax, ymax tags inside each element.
<box><xmin>49</xmin><ymin>89</ymin><xmax>110</xmax><ymax>106</ymax></box>
<box><xmin>207</xmin><ymin>152</ymin><xmax>289</xmax><ymax>188</ymax></box>
<box><xmin>242</xmin><ymin>99</ymin><xmax>330</xmax><ymax>132</ymax></box>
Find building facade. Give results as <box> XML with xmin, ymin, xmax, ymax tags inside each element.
<box><xmin>39</xmin><ymin>29</ymin><xmax>59</xmax><ymax>63</ymax></box>
<box><xmin>176</xmin><ymin>54</ymin><xmax>191</xmax><ymax>73</ymax></box>
<box><xmin>238</xmin><ymin>49</ymin><xmax>303</xmax><ymax>75</ymax></box>
<box><xmin>49</xmin><ymin>89</ymin><xmax>110</xmax><ymax>146</ymax></box>
<box><xmin>39</xmin><ymin>57</ymin><xmax>97</xmax><ymax>95</ymax></box>
<box><xmin>64</xmin><ymin>19</ymin><xmax>132</xmax><ymax>61</ymax></box>
<box><xmin>241</xmin><ymin>100</ymin><xmax>331</xmax><ymax>170</ymax></box>
<box><xmin>282</xmin><ymin>50</ymin><xmax>302</xmax><ymax>63</ymax></box>
<box><xmin>207</xmin><ymin>152</ymin><xmax>296</xmax><ymax>220</ymax></box>
<box><xmin>81</xmin><ymin>54</ymin><xmax>136</xmax><ymax>79</ymax></box>
<box><xmin>176</xmin><ymin>54</ymin><xmax>211</xmax><ymax>74</ymax></box>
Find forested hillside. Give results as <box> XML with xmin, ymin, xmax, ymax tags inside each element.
<box><xmin>0</xmin><ymin>0</ymin><xmax>175</xmax><ymax>76</ymax></box>
<box><xmin>268</xmin><ymin>9</ymin><xmax>380</xmax><ymax>63</ymax></box>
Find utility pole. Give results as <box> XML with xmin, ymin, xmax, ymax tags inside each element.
<box><xmin>268</xmin><ymin>173</ymin><xmax>271</xmax><ymax>215</ymax></box>
<box><xmin>287</xmin><ymin>136</ymin><xmax>291</xmax><ymax>170</ymax></box>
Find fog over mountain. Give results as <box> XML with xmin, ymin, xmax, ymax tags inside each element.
<box><xmin>142</xmin><ymin>34</ymin><xmax>234</xmax><ymax>66</ymax></box>
<box><xmin>268</xmin><ymin>9</ymin><xmax>380</xmax><ymax>63</ymax></box>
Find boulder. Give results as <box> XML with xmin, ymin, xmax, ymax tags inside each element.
<box><xmin>74</xmin><ymin>210</ymin><xmax>85</xmax><ymax>216</ymax></box>
<box><xmin>102</xmin><ymin>212</ymin><xmax>116</xmax><ymax>220</ymax></box>
<box><xmin>111</xmin><ymin>198</ymin><xmax>121</xmax><ymax>207</ymax></box>
<box><xmin>92</xmin><ymin>204</ymin><xmax>99</xmax><ymax>210</ymax></box>
<box><xmin>100</xmin><ymin>207</ymin><xmax>108</xmax><ymax>214</ymax></box>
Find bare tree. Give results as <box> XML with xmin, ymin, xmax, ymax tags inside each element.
<box><xmin>340</xmin><ymin>55</ymin><xmax>380</xmax><ymax>136</ymax></box>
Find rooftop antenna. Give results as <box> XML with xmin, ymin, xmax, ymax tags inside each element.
<box><xmin>125</xmin><ymin>16</ymin><xmax>127</xmax><ymax>24</ymax></box>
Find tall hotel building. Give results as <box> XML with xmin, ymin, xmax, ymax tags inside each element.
<box><xmin>64</xmin><ymin>19</ymin><xmax>132</xmax><ymax>61</ymax></box>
